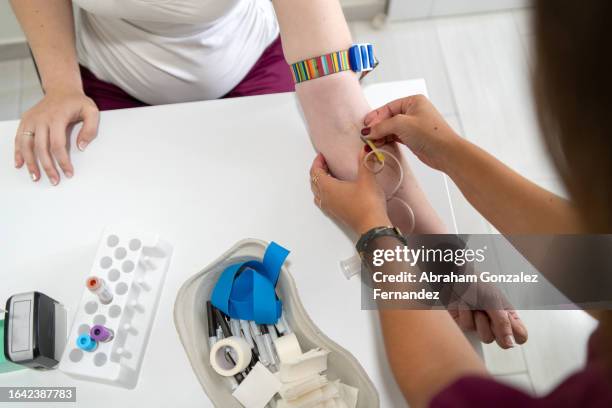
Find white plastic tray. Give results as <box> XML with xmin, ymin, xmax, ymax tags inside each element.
<box><xmin>59</xmin><ymin>228</ymin><xmax>172</xmax><ymax>388</ymax></box>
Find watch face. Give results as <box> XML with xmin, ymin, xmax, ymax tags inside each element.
<box><xmin>359</xmin><ymin>227</ymin><xmax>406</xmax><ymax>250</ymax></box>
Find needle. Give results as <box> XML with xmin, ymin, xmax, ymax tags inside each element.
<box><xmin>360</xmin><ymin>135</ymin><xmax>385</xmax><ymax>164</ymax></box>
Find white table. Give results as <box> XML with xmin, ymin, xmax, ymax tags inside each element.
<box><xmin>0</xmin><ymin>80</ymin><xmax>456</xmax><ymax>408</ymax></box>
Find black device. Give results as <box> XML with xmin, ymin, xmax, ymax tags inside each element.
<box><xmin>3</xmin><ymin>291</ymin><xmax>66</xmax><ymax>370</ymax></box>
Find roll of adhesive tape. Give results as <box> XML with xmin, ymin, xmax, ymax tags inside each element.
<box><xmin>209</xmin><ymin>336</ymin><xmax>252</xmax><ymax>377</ymax></box>
<box><xmin>274</xmin><ymin>333</ymin><xmax>302</xmax><ymax>364</ymax></box>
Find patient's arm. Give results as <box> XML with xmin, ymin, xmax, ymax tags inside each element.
<box><xmin>272</xmin><ymin>0</ymin><xmax>446</xmax><ymax>234</ymax></box>
<box><xmin>272</xmin><ymin>0</ymin><xmax>365</xmax><ymax>180</ymax></box>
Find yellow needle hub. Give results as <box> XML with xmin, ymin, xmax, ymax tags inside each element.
<box><xmin>361</xmin><ymin>136</ymin><xmax>385</xmax><ymax>164</ymax></box>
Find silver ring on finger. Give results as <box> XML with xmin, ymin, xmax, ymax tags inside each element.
<box><xmin>22</xmin><ymin>131</ymin><xmax>35</xmax><ymax>138</ymax></box>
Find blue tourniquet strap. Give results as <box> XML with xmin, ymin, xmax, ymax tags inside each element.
<box><xmin>210</xmin><ymin>242</ymin><xmax>290</xmax><ymax>324</ymax></box>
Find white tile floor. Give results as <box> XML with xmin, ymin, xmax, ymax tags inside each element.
<box><xmin>0</xmin><ymin>8</ymin><xmax>599</xmax><ymax>402</ymax></box>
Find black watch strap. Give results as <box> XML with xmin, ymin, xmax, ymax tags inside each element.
<box><xmin>356</xmin><ymin>226</ymin><xmax>407</xmax><ymax>258</ymax></box>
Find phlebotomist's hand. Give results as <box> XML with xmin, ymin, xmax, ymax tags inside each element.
<box><xmin>362</xmin><ymin>94</ymin><xmax>462</xmax><ymax>173</ymax></box>
<box><xmin>310</xmin><ymin>145</ymin><xmax>529</xmax><ymax>350</ymax></box>
<box><xmin>310</xmin><ymin>147</ymin><xmax>391</xmax><ymax>235</ymax></box>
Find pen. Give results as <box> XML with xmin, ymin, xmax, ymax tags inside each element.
<box><xmin>249</xmin><ymin>321</ymin><xmax>270</xmax><ymax>366</ymax></box>
<box><xmin>261</xmin><ymin>325</ymin><xmax>278</xmax><ymax>370</ymax></box>
<box><xmin>224</xmin><ymin>351</ymin><xmax>245</xmax><ymax>384</ymax></box>
<box><xmin>229</xmin><ymin>318</ymin><xmax>242</xmax><ymax>338</ymax></box>
<box><xmin>206</xmin><ymin>301</ymin><xmax>217</xmax><ymax>349</ymax></box>
<box><xmin>275</xmin><ymin>313</ymin><xmax>291</xmax><ymax>335</ymax></box>
<box><xmin>280</xmin><ymin>314</ymin><xmax>291</xmax><ymax>333</ymax></box>
<box><xmin>267</xmin><ymin>324</ymin><xmax>279</xmax><ymax>342</ymax></box>
<box><xmin>216</xmin><ymin>326</ymin><xmax>224</xmax><ymax>341</ymax></box>
<box><xmin>245</xmin><ymin>331</ymin><xmax>261</xmax><ymax>370</ymax></box>
<box><xmin>246</xmin><ymin>348</ymin><xmax>259</xmax><ymax>372</ymax></box>
<box><xmin>240</xmin><ymin>319</ymin><xmax>255</xmax><ymax>348</ymax></box>
<box><xmin>213</xmin><ymin>307</ymin><xmax>232</xmax><ymax>338</ymax></box>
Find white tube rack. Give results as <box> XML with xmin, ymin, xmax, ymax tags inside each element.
<box><xmin>59</xmin><ymin>228</ymin><xmax>173</xmax><ymax>388</ymax></box>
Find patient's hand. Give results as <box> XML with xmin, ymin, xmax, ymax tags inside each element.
<box><xmin>14</xmin><ymin>89</ymin><xmax>99</xmax><ymax>185</ymax></box>
<box><xmin>450</xmin><ymin>308</ymin><xmax>528</xmax><ymax>349</ymax></box>
<box><xmin>448</xmin><ymin>281</ymin><xmax>529</xmax><ymax>349</ymax></box>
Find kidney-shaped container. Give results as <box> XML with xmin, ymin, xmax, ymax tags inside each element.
<box><xmin>173</xmin><ymin>239</ymin><xmax>379</xmax><ymax>407</ymax></box>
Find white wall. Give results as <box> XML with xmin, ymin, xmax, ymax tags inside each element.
<box><xmin>0</xmin><ymin>0</ymin><xmax>532</xmax><ymax>45</ymax></box>
<box><xmin>341</xmin><ymin>0</ymin><xmax>386</xmax><ymax>20</ymax></box>
<box><xmin>388</xmin><ymin>0</ymin><xmax>529</xmax><ymax>21</ymax></box>
<box><xmin>0</xmin><ymin>2</ymin><xmax>24</xmax><ymax>44</ymax></box>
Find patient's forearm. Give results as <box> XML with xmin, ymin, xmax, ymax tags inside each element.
<box><xmin>273</xmin><ymin>0</ymin><xmax>447</xmax><ymax>233</ymax></box>
<box><xmin>272</xmin><ymin>0</ymin><xmax>366</xmax><ymax>180</ymax></box>
<box><xmin>294</xmin><ymin>74</ymin><xmax>369</xmax><ymax>180</ymax></box>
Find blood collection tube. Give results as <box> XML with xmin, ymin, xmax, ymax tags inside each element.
<box><xmin>76</xmin><ymin>334</ymin><xmax>97</xmax><ymax>352</ymax></box>
<box><xmin>86</xmin><ymin>276</ymin><xmax>113</xmax><ymax>304</ymax></box>
<box><xmin>90</xmin><ymin>324</ymin><xmax>114</xmax><ymax>342</ymax></box>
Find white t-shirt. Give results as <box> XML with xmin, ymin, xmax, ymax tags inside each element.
<box><xmin>74</xmin><ymin>0</ymin><xmax>279</xmax><ymax>104</ymax></box>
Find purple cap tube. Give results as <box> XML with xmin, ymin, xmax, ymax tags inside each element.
<box><xmin>90</xmin><ymin>324</ymin><xmax>114</xmax><ymax>342</ymax></box>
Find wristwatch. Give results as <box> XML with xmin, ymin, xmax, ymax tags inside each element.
<box><xmin>356</xmin><ymin>226</ymin><xmax>407</xmax><ymax>259</ymax></box>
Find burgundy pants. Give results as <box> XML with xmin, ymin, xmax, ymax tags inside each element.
<box><xmin>80</xmin><ymin>36</ymin><xmax>295</xmax><ymax>111</ymax></box>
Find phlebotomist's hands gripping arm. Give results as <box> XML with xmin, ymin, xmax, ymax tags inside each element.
<box><xmin>308</xmin><ymin>147</ymin><xmax>488</xmax><ymax>408</ymax></box>
<box><xmin>10</xmin><ymin>0</ymin><xmax>99</xmax><ymax>186</ymax></box>
<box><xmin>271</xmin><ymin>0</ymin><xmax>445</xmax><ymax>235</ymax></box>
<box><xmin>363</xmin><ymin>94</ymin><xmax>584</xmax><ymax>234</ymax></box>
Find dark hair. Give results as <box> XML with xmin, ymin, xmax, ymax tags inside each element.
<box><xmin>533</xmin><ymin>0</ymin><xmax>612</xmax><ymax>232</ymax></box>
<box><xmin>533</xmin><ymin>0</ymin><xmax>612</xmax><ymax>361</ymax></box>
